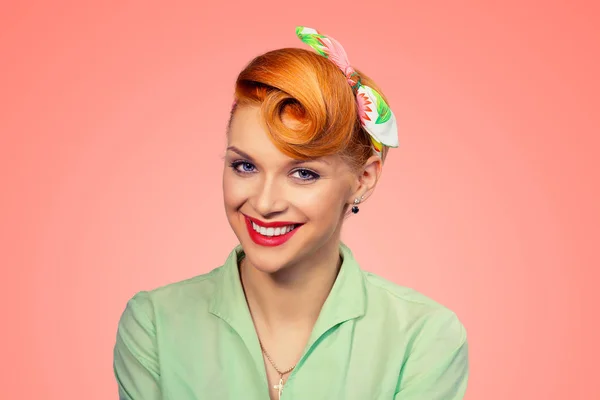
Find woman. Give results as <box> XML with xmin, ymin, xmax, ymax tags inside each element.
<box><xmin>113</xmin><ymin>27</ymin><xmax>469</xmax><ymax>400</ymax></box>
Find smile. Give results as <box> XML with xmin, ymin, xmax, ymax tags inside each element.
<box><xmin>251</xmin><ymin>222</ymin><xmax>297</xmax><ymax>236</ymax></box>
<box><xmin>243</xmin><ymin>214</ymin><xmax>303</xmax><ymax>247</ymax></box>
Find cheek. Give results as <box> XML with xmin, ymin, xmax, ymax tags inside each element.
<box><xmin>222</xmin><ymin>172</ymin><xmax>246</xmax><ymax>209</ymax></box>
<box><xmin>294</xmin><ymin>185</ymin><xmax>346</xmax><ymax>222</ymax></box>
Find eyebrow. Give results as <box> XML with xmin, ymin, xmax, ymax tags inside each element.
<box><xmin>226</xmin><ymin>146</ymin><xmax>330</xmax><ymax>165</ymax></box>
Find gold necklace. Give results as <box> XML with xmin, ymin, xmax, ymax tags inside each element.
<box><xmin>259</xmin><ymin>339</ymin><xmax>296</xmax><ymax>399</ymax></box>
<box><xmin>240</xmin><ymin>257</ymin><xmax>296</xmax><ymax>398</ymax></box>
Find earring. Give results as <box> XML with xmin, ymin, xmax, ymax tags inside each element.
<box><xmin>351</xmin><ymin>198</ymin><xmax>360</xmax><ymax>214</ymax></box>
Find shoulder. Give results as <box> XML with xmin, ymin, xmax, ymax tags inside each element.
<box><xmin>120</xmin><ymin>265</ymin><xmax>224</xmax><ymax>323</ymax></box>
<box><xmin>363</xmin><ymin>270</ymin><xmax>448</xmax><ymax>310</ymax></box>
<box><xmin>360</xmin><ymin>274</ymin><xmax>470</xmax><ymax>396</ymax></box>
<box><xmin>361</xmin><ymin>270</ymin><xmax>467</xmax><ymax>346</ymax></box>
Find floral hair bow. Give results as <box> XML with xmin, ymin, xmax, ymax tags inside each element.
<box><xmin>296</xmin><ymin>26</ymin><xmax>399</xmax><ymax>156</ymax></box>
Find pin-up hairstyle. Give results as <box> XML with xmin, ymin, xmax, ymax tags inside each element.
<box><xmin>228</xmin><ymin>48</ymin><xmax>391</xmax><ymax>171</ymax></box>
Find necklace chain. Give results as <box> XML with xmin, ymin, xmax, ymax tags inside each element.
<box><xmin>241</xmin><ymin>256</ymin><xmax>296</xmax><ymax>392</ymax></box>
<box><xmin>259</xmin><ymin>339</ymin><xmax>296</xmax><ymax>376</ymax></box>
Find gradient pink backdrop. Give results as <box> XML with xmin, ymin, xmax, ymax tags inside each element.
<box><xmin>1</xmin><ymin>1</ymin><xmax>598</xmax><ymax>399</ymax></box>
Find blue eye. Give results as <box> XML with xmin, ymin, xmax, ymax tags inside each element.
<box><xmin>229</xmin><ymin>161</ymin><xmax>320</xmax><ymax>182</ymax></box>
<box><xmin>230</xmin><ymin>161</ymin><xmax>256</xmax><ymax>174</ymax></box>
<box><xmin>292</xmin><ymin>169</ymin><xmax>320</xmax><ymax>181</ymax></box>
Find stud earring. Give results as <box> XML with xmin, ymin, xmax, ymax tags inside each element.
<box><xmin>351</xmin><ymin>198</ymin><xmax>361</xmax><ymax>214</ymax></box>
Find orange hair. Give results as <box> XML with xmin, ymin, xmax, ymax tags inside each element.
<box><xmin>228</xmin><ymin>48</ymin><xmax>390</xmax><ymax>170</ymax></box>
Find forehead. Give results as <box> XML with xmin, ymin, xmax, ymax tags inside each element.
<box><xmin>228</xmin><ymin>105</ymin><xmax>342</xmax><ymax>167</ymax></box>
<box><xmin>227</xmin><ymin>105</ymin><xmax>278</xmax><ymax>155</ymax></box>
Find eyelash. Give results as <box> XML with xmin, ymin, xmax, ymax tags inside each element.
<box><xmin>229</xmin><ymin>160</ymin><xmax>320</xmax><ymax>182</ymax></box>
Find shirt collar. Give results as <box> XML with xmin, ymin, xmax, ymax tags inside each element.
<box><xmin>208</xmin><ymin>241</ymin><xmax>366</xmax><ymax>351</ymax></box>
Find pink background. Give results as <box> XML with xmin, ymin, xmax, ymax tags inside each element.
<box><xmin>2</xmin><ymin>1</ymin><xmax>598</xmax><ymax>399</ymax></box>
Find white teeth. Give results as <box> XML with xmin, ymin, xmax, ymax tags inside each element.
<box><xmin>251</xmin><ymin>221</ymin><xmax>297</xmax><ymax>236</ymax></box>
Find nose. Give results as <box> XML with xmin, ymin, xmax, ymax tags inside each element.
<box><xmin>252</xmin><ymin>174</ymin><xmax>288</xmax><ymax>218</ymax></box>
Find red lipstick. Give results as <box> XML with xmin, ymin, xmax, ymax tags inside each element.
<box><xmin>243</xmin><ymin>214</ymin><xmax>302</xmax><ymax>247</ymax></box>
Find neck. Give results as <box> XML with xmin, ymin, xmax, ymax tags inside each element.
<box><xmin>239</xmin><ymin>239</ymin><xmax>342</xmax><ymax>334</ymax></box>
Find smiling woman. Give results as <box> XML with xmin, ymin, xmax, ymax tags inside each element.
<box><xmin>113</xmin><ymin>27</ymin><xmax>469</xmax><ymax>400</ymax></box>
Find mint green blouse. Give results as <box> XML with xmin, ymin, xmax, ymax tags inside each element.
<box><xmin>113</xmin><ymin>242</ymin><xmax>469</xmax><ymax>399</ymax></box>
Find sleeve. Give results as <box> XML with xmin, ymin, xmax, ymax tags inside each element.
<box><xmin>394</xmin><ymin>309</ymin><xmax>469</xmax><ymax>399</ymax></box>
<box><xmin>113</xmin><ymin>291</ymin><xmax>162</xmax><ymax>400</ymax></box>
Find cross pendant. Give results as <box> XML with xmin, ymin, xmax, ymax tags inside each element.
<box><xmin>273</xmin><ymin>376</ymin><xmax>284</xmax><ymax>399</ymax></box>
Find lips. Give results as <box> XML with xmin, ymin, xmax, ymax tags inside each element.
<box><xmin>244</xmin><ymin>214</ymin><xmax>301</xmax><ymax>228</ymax></box>
<box><xmin>243</xmin><ymin>214</ymin><xmax>303</xmax><ymax>247</ymax></box>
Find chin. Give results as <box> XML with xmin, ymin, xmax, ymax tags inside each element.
<box><xmin>239</xmin><ymin>233</ymin><xmax>319</xmax><ymax>277</ymax></box>
<box><xmin>229</xmin><ymin>212</ymin><xmax>304</xmax><ymax>272</ymax></box>
<box><xmin>228</xmin><ymin>211</ymin><xmax>335</xmax><ymax>274</ymax></box>
<box><xmin>239</xmin><ymin>236</ymin><xmax>301</xmax><ymax>273</ymax></box>
<box><xmin>242</xmin><ymin>249</ymin><xmax>288</xmax><ymax>274</ymax></box>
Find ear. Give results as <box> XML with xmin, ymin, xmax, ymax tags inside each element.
<box><xmin>347</xmin><ymin>154</ymin><xmax>383</xmax><ymax>204</ymax></box>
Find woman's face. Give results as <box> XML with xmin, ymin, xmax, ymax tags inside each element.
<box><xmin>223</xmin><ymin>105</ymin><xmax>358</xmax><ymax>274</ymax></box>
